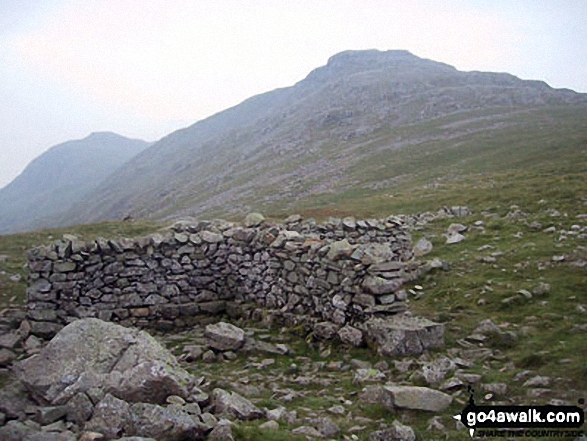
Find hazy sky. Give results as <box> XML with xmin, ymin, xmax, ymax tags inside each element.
<box><xmin>1</xmin><ymin>0</ymin><xmax>586</xmax><ymax>189</ymax></box>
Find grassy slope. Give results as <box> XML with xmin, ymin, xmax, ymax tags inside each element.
<box><xmin>0</xmin><ymin>106</ymin><xmax>585</xmax><ymax>440</ymax></box>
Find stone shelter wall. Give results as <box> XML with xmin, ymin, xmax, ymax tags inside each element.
<box><xmin>25</xmin><ymin>215</ymin><xmax>422</xmax><ymax>338</ymax></box>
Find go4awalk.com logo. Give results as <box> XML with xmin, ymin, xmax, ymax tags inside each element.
<box><xmin>453</xmin><ymin>388</ymin><xmax>585</xmax><ymax>438</ymax></box>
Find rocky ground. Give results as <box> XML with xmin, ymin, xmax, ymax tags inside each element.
<box><xmin>0</xmin><ymin>204</ymin><xmax>586</xmax><ymax>440</ymax></box>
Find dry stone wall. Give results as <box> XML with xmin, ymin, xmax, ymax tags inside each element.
<box><xmin>25</xmin><ymin>215</ymin><xmax>423</xmax><ymax>339</ymax></box>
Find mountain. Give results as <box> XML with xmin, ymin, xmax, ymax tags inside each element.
<box><xmin>0</xmin><ymin>132</ymin><xmax>150</xmax><ymax>234</ymax></box>
<box><xmin>58</xmin><ymin>50</ymin><xmax>587</xmax><ymax>224</ymax></box>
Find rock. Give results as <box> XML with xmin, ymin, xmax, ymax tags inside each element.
<box><xmin>244</xmin><ymin>213</ymin><xmax>265</xmax><ymax>228</ymax></box>
<box><xmin>369</xmin><ymin>420</ymin><xmax>416</xmax><ymax>441</ymax></box>
<box><xmin>66</xmin><ymin>392</ymin><xmax>95</xmax><ymax>425</ymax></box>
<box><xmin>313</xmin><ymin>322</ymin><xmax>340</xmax><ymax>340</ymax></box>
<box><xmin>473</xmin><ymin>319</ymin><xmax>501</xmax><ymax>336</ymax></box>
<box><xmin>36</xmin><ymin>405</ymin><xmax>67</xmax><ymax>425</ymax></box>
<box><xmin>367</xmin><ymin>385</ymin><xmax>452</xmax><ymax>412</ymax></box>
<box><xmin>29</xmin><ymin>321</ymin><xmax>62</xmax><ymax>339</ymax></box>
<box><xmin>446</xmin><ymin>232</ymin><xmax>465</xmax><ymax>244</ymax></box>
<box><xmin>0</xmin><ymin>330</ymin><xmax>24</xmax><ymax>349</ymax></box>
<box><xmin>211</xmin><ymin>389</ymin><xmax>263</xmax><ymax>421</ymax></box>
<box><xmin>532</xmin><ymin>282</ymin><xmax>551</xmax><ymax>296</ymax></box>
<box><xmin>421</xmin><ymin>356</ymin><xmax>456</xmax><ymax>385</ymax></box>
<box><xmin>205</xmin><ymin>322</ymin><xmax>245</xmax><ymax>351</ymax></box>
<box><xmin>259</xmin><ymin>421</ymin><xmax>279</xmax><ymax>430</ymax></box>
<box><xmin>337</xmin><ymin>325</ymin><xmax>364</xmax><ymax>347</ymax></box>
<box><xmin>24</xmin><ymin>431</ymin><xmax>77</xmax><ymax>441</ymax></box>
<box><xmin>130</xmin><ymin>403</ymin><xmax>208</xmax><ymax>440</ymax></box>
<box><xmin>200</xmin><ymin>231</ymin><xmax>224</xmax><ymax>243</ymax></box>
<box><xmin>291</xmin><ymin>426</ymin><xmax>323</xmax><ymax>438</ymax></box>
<box><xmin>78</xmin><ymin>432</ymin><xmax>105</xmax><ymax>441</ymax></box>
<box><xmin>182</xmin><ymin>345</ymin><xmax>204</xmax><ymax>362</ymax></box>
<box><xmin>427</xmin><ymin>415</ymin><xmax>446</xmax><ymax>431</ymax></box>
<box><xmin>0</xmin><ymin>420</ymin><xmax>35</xmax><ymax>441</ymax></box>
<box><xmin>523</xmin><ymin>376</ymin><xmax>551</xmax><ymax>388</ymax></box>
<box><xmin>0</xmin><ymin>380</ymin><xmax>35</xmax><ymax>420</ymax></box>
<box><xmin>363</xmin><ymin>316</ymin><xmax>444</xmax><ymax>357</ymax></box>
<box><xmin>312</xmin><ymin>417</ymin><xmax>340</xmax><ymax>438</ymax></box>
<box><xmin>356</xmin><ymin>243</ymin><xmax>394</xmax><ymax>264</ymax></box>
<box><xmin>0</xmin><ymin>348</ymin><xmax>16</xmax><ymax>366</ymax></box>
<box><xmin>447</xmin><ymin>223</ymin><xmax>467</xmax><ymax>234</ymax></box>
<box><xmin>353</xmin><ymin>368</ymin><xmax>386</xmax><ymax>384</ymax></box>
<box><xmin>326</xmin><ymin>239</ymin><xmax>355</xmax><ymax>260</ymax></box>
<box><xmin>202</xmin><ymin>350</ymin><xmax>217</xmax><ymax>363</ymax></box>
<box><xmin>14</xmin><ymin>318</ymin><xmax>193</xmax><ymax>405</ymax></box>
<box><xmin>413</xmin><ymin>237</ymin><xmax>433</xmax><ymax>256</ymax></box>
<box><xmin>362</xmin><ymin>276</ymin><xmax>403</xmax><ymax>295</ymax></box>
<box><xmin>207</xmin><ymin>419</ymin><xmax>234</xmax><ymax>440</ymax></box>
<box><xmin>84</xmin><ymin>394</ymin><xmax>133</xmax><ymax>440</ymax></box>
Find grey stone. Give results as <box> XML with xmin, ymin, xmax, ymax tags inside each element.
<box><xmin>362</xmin><ymin>276</ymin><xmax>403</xmax><ymax>295</ymax></box>
<box><xmin>244</xmin><ymin>212</ymin><xmax>265</xmax><ymax>227</ymax></box>
<box><xmin>363</xmin><ymin>316</ymin><xmax>445</xmax><ymax>357</ymax></box>
<box><xmin>84</xmin><ymin>394</ymin><xmax>133</xmax><ymax>439</ymax></box>
<box><xmin>36</xmin><ymin>405</ymin><xmax>67</xmax><ymax>425</ymax></box>
<box><xmin>14</xmin><ymin>318</ymin><xmax>193</xmax><ymax>405</ymax></box>
<box><xmin>66</xmin><ymin>392</ymin><xmax>94</xmax><ymax>425</ymax></box>
<box><xmin>313</xmin><ymin>321</ymin><xmax>340</xmax><ymax>340</ymax></box>
<box><xmin>337</xmin><ymin>325</ymin><xmax>364</xmax><ymax>347</ymax></box>
<box><xmin>200</xmin><ymin>231</ymin><xmax>224</xmax><ymax>243</ymax></box>
<box><xmin>362</xmin><ymin>385</ymin><xmax>452</xmax><ymax>412</ymax></box>
<box><xmin>207</xmin><ymin>419</ymin><xmax>234</xmax><ymax>440</ymax></box>
<box><xmin>211</xmin><ymin>389</ymin><xmax>263</xmax><ymax>421</ymax></box>
<box><xmin>291</xmin><ymin>426</ymin><xmax>323</xmax><ymax>438</ymax></box>
<box><xmin>0</xmin><ymin>348</ymin><xmax>16</xmax><ymax>366</ymax></box>
<box><xmin>130</xmin><ymin>402</ymin><xmax>208</xmax><ymax>440</ymax></box>
<box><xmin>326</xmin><ymin>239</ymin><xmax>355</xmax><ymax>260</ymax></box>
<box><xmin>446</xmin><ymin>232</ymin><xmax>465</xmax><ymax>244</ymax></box>
<box><xmin>205</xmin><ymin>322</ymin><xmax>245</xmax><ymax>351</ymax></box>
<box><xmin>369</xmin><ymin>420</ymin><xmax>416</xmax><ymax>441</ymax></box>
<box><xmin>413</xmin><ymin>237</ymin><xmax>433</xmax><ymax>256</ymax></box>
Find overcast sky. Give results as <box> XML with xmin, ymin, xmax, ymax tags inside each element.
<box><xmin>1</xmin><ymin>0</ymin><xmax>586</xmax><ymax>189</ymax></box>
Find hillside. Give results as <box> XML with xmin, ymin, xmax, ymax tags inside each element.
<box><xmin>60</xmin><ymin>49</ymin><xmax>587</xmax><ymax>225</ymax></box>
<box><xmin>0</xmin><ymin>132</ymin><xmax>150</xmax><ymax>234</ymax></box>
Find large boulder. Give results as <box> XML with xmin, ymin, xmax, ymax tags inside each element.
<box><xmin>363</xmin><ymin>316</ymin><xmax>444</xmax><ymax>357</ymax></box>
<box><xmin>13</xmin><ymin>318</ymin><xmax>193</xmax><ymax>406</ymax></box>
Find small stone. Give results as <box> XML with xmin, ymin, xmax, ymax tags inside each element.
<box><xmin>413</xmin><ymin>237</ymin><xmax>433</xmax><ymax>256</ymax></box>
<box><xmin>259</xmin><ymin>420</ymin><xmax>279</xmax><ymax>430</ymax></box>
<box><xmin>205</xmin><ymin>322</ymin><xmax>245</xmax><ymax>351</ymax></box>
<box><xmin>244</xmin><ymin>212</ymin><xmax>265</xmax><ymax>227</ymax></box>
<box><xmin>370</xmin><ymin>420</ymin><xmax>416</xmax><ymax>441</ymax></box>
<box><xmin>166</xmin><ymin>395</ymin><xmax>186</xmax><ymax>405</ymax></box>
<box><xmin>523</xmin><ymin>376</ymin><xmax>551</xmax><ymax>388</ymax></box>
<box><xmin>446</xmin><ymin>232</ymin><xmax>465</xmax><ymax>244</ymax></box>
<box><xmin>292</xmin><ymin>426</ymin><xmax>323</xmax><ymax>438</ymax></box>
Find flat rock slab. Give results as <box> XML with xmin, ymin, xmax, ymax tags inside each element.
<box><xmin>205</xmin><ymin>322</ymin><xmax>245</xmax><ymax>351</ymax></box>
<box><xmin>211</xmin><ymin>388</ymin><xmax>263</xmax><ymax>421</ymax></box>
<box><xmin>363</xmin><ymin>316</ymin><xmax>444</xmax><ymax>357</ymax></box>
<box><xmin>13</xmin><ymin>318</ymin><xmax>193</xmax><ymax>406</ymax></box>
<box><xmin>382</xmin><ymin>385</ymin><xmax>453</xmax><ymax>412</ymax></box>
<box><xmin>361</xmin><ymin>385</ymin><xmax>452</xmax><ymax>412</ymax></box>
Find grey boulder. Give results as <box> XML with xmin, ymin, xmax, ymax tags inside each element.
<box><xmin>205</xmin><ymin>322</ymin><xmax>245</xmax><ymax>351</ymax></box>
<box><xmin>13</xmin><ymin>318</ymin><xmax>193</xmax><ymax>405</ymax></box>
<box><xmin>363</xmin><ymin>316</ymin><xmax>444</xmax><ymax>357</ymax></box>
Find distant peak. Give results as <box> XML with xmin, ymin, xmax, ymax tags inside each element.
<box><xmin>87</xmin><ymin>131</ymin><xmax>122</xmax><ymax>139</ymax></box>
<box><xmin>326</xmin><ymin>49</ymin><xmax>417</xmax><ymax>66</ymax></box>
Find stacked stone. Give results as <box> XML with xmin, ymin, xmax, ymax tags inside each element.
<box><xmin>25</xmin><ymin>215</ymin><xmax>418</xmax><ymax>338</ymax></box>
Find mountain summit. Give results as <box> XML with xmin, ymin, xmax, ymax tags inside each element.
<box><xmin>16</xmin><ymin>50</ymin><xmax>587</xmax><ymax>229</ymax></box>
